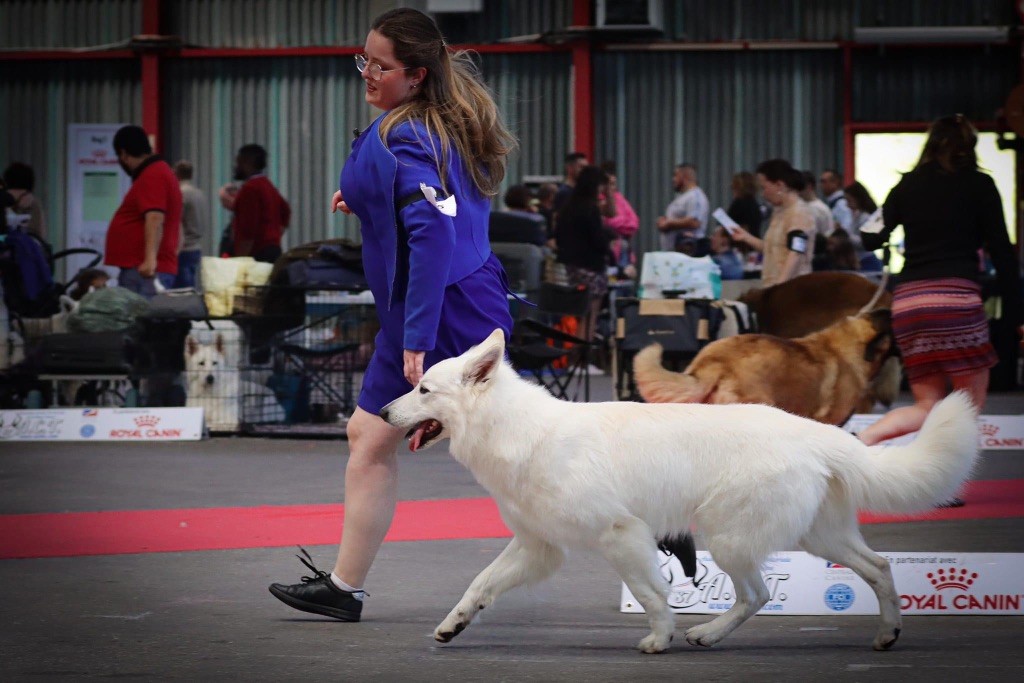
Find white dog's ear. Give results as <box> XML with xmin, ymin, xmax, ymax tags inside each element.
<box><xmin>463</xmin><ymin>329</ymin><xmax>505</xmax><ymax>385</ymax></box>
<box><xmin>186</xmin><ymin>336</ymin><xmax>199</xmax><ymax>356</ymax></box>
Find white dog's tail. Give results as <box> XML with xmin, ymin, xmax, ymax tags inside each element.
<box><xmin>841</xmin><ymin>391</ymin><xmax>979</xmax><ymax>513</ymax></box>
<box><xmin>632</xmin><ymin>344</ymin><xmax>710</xmax><ymax>404</ymax></box>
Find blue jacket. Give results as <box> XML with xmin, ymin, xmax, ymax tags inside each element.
<box><xmin>341</xmin><ymin>114</ymin><xmax>492</xmax><ymax>351</ymax></box>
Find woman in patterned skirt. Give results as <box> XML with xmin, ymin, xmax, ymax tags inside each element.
<box><xmin>859</xmin><ymin>115</ymin><xmax>1022</xmax><ymax>449</ymax></box>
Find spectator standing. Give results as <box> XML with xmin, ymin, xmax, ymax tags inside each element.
<box><xmin>536</xmin><ymin>182</ymin><xmax>558</xmax><ymax>241</ymax></box>
<box><xmin>819</xmin><ymin>168</ymin><xmax>853</xmax><ymax>233</ymax></box>
<box><xmin>656</xmin><ymin>163</ymin><xmax>709</xmax><ymax>251</ymax></box>
<box><xmin>730</xmin><ymin>159</ymin><xmax>815</xmax><ymax>286</ymax></box>
<box><xmin>103</xmin><ymin>125</ymin><xmax>181</xmax><ymax>298</ymax></box>
<box><xmin>489</xmin><ymin>184</ymin><xmax>546</xmax><ymax>246</ymax></box>
<box><xmin>843</xmin><ymin>181</ymin><xmax>883</xmax><ymax>271</ymax></box>
<box><xmin>230</xmin><ymin>144</ymin><xmax>291</xmax><ymax>264</ymax></box>
<box><xmin>726</xmin><ymin>171</ymin><xmax>762</xmax><ymax>239</ymax></box>
<box><xmin>824</xmin><ymin>228</ymin><xmax>859</xmax><ymax>271</ymax></box>
<box><xmin>2</xmin><ymin>162</ymin><xmax>46</xmax><ymax>242</ymax></box>
<box><xmin>859</xmin><ymin>115</ymin><xmax>1023</xmax><ymax>455</ymax></box>
<box><xmin>552</xmin><ymin>151</ymin><xmax>588</xmax><ymax>215</ymax></box>
<box><xmin>598</xmin><ymin>160</ymin><xmax>639</xmax><ymax>241</ymax></box>
<box><xmin>173</xmin><ymin>160</ymin><xmax>208</xmax><ymax>288</ymax></box>
<box><xmin>555</xmin><ymin>165</ymin><xmax>612</xmax><ymax>340</ymax></box>
<box><xmin>800</xmin><ymin>170</ymin><xmax>833</xmax><ymax>238</ymax></box>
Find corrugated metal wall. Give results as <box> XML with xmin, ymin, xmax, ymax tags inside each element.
<box><xmin>594</xmin><ymin>48</ymin><xmax>843</xmax><ymax>256</ymax></box>
<box><xmin>161</xmin><ymin>51</ymin><xmax>572</xmax><ymax>254</ymax></box>
<box><xmin>164</xmin><ymin>0</ymin><xmax>572</xmax><ymax>48</ymax></box>
<box><xmin>0</xmin><ymin>60</ymin><xmax>141</xmax><ymax>249</ymax></box>
<box><xmin>853</xmin><ymin>46</ymin><xmax>1017</xmax><ymax>122</ymax></box>
<box><xmin>663</xmin><ymin>0</ymin><xmax>1013</xmax><ymax>41</ymax></box>
<box><xmin>1</xmin><ymin>0</ymin><xmax>1016</xmax><ymax>255</ymax></box>
<box><xmin>0</xmin><ymin>0</ymin><xmax>139</xmax><ymax>48</ymax></box>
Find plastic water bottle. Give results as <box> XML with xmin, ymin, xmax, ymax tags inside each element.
<box><xmin>709</xmin><ymin>271</ymin><xmax>722</xmax><ymax>300</ymax></box>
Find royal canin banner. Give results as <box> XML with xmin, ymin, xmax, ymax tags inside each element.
<box><xmin>621</xmin><ymin>552</ymin><xmax>1024</xmax><ymax>616</ymax></box>
<box><xmin>843</xmin><ymin>415</ymin><xmax>1024</xmax><ymax>450</ymax></box>
<box><xmin>0</xmin><ymin>408</ymin><xmax>203</xmax><ymax>442</ymax></box>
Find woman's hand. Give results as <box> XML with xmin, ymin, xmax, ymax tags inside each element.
<box><xmin>728</xmin><ymin>225</ymin><xmax>752</xmax><ymax>246</ymax></box>
<box><xmin>404</xmin><ymin>350</ymin><xmax>425</xmax><ymax>386</ymax></box>
<box><xmin>331</xmin><ymin>190</ymin><xmax>351</xmax><ymax>215</ymax></box>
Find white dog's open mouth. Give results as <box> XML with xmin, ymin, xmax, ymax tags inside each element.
<box><xmin>407</xmin><ymin>419</ymin><xmax>443</xmax><ymax>452</ymax></box>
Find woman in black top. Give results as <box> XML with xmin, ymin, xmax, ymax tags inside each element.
<box><xmin>555</xmin><ymin>165</ymin><xmax>612</xmax><ymax>339</ymax></box>
<box><xmin>860</xmin><ymin>115</ymin><xmax>1023</xmax><ymax>448</ymax></box>
<box><xmin>726</xmin><ymin>171</ymin><xmax>763</xmax><ymax>238</ymax></box>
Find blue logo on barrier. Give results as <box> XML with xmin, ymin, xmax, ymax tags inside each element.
<box><xmin>824</xmin><ymin>583</ymin><xmax>855</xmax><ymax>611</ymax></box>
<box><xmin>80</xmin><ymin>424</ymin><xmax>95</xmax><ymax>438</ymax></box>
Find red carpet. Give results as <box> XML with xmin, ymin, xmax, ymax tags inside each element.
<box><xmin>1</xmin><ymin>479</ymin><xmax>1022</xmax><ymax>560</ymax></box>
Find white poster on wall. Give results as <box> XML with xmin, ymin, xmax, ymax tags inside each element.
<box><xmin>65</xmin><ymin>124</ymin><xmax>131</xmax><ymax>280</ymax></box>
<box><xmin>621</xmin><ymin>551</ymin><xmax>1024</xmax><ymax>616</ymax></box>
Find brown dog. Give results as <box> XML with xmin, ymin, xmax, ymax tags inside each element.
<box><xmin>633</xmin><ymin>309</ymin><xmax>895</xmax><ymax>426</ymax></box>
<box><xmin>740</xmin><ymin>271</ymin><xmax>893</xmax><ymax>338</ymax></box>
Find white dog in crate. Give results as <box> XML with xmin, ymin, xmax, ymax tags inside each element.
<box><xmin>184</xmin><ymin>333</ymin><xmax>283</xmax><ymax>431</ymax></box>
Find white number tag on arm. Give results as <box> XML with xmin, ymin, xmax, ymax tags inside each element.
<box><xmin>860</xmin><ymin>208</ymin><xmax>884</xmax><ymax>234</ymax></box>
<box><xmin>419</xmin><ymin>182</ymin><xmax>457</xmax><ymax>217</ymax></box>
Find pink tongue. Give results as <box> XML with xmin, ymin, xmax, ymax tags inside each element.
<box><xmin>409</xmin><ymin>425</ymin><xmax>427</xmax><ymax>452</ymax></box>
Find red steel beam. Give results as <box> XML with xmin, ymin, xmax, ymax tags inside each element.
<box><xmin>140</xmin><ymin>0</ymin><xmax>162</xmax><ymax>151</ymax></box>
<box><xmin>842</xmin><ymin>44</ymin><xmax>854</xmax><ymax>182</ymax></box>
<box><xmin>571</xmin><ymin>0</ymin><xmax>593</xmax><ymax>159</ymax></box>
<box><xmin>0</xmin><ymin>50</ymin><xmax>135</xmax><ymax>61</ymax></box>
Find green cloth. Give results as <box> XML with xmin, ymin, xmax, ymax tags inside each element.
<box><xmin>67</xmin><ymin>287</ymin><xmax>150</xmax><ymax>333</ymax></box>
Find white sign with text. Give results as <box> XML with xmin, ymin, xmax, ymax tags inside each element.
<box><xmin>622</xmin><ymin>551</ymin><xmax>1024</xmax><ymax>616</ymax></box>
<box><xmin>0</xmin><ymin>408</ymin><xmax>203</xmax><ymax>442</ymax></box>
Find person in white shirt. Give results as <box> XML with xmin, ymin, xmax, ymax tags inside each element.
<box><xmin>800</xmin><ymin>170</ymin><xmax>833</xmax><ymax>238</ymax></box>
<box><xmin>656</xmin><ymin>163</ymin><xmax>709</xmax><ymax>251</ymax></box>
<box><xmin>819</xmin><ymin>168</ymin><xmax>852</xmax><ymax>233</ymax></box>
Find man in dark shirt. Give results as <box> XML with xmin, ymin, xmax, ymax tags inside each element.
<box><xmin>231</xmin><ymin>144</ymin><xmax>291</xmax><ymax>264</ymax></box>
<box><xmin>552</xmin><ymin>151</ymin><xmax>587</xmax><ymax>215</ymax></box>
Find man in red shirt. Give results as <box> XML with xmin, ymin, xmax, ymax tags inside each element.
<box><xmin>104</xmin><ymin>125</ymin><xmax>182</xmax><ymax>298</ymax></box>
<box><xmin>231</xmin><ymin>144</ymin><xmax>291</xmax><ymax>263</ymax></box>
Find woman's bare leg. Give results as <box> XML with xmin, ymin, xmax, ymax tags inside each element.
<box><xmin>858</xmin><ymin>374</ymin><xmax>946</xmax><ymax>446</ymax></box>
<box><xmin>332</xmin><ymin>406</ymin><xmax>405</xmax><ymax>588</ymax></box>
<box><xmin>951</xmin><ymin>368</ymin><xmax>990</xmax><ymax>411</ymax></box>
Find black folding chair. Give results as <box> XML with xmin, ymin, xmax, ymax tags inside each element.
<box><xmin>507</xmin><ymin>282</ymin><xmax>595</xmax><ymax>402</ymax></box>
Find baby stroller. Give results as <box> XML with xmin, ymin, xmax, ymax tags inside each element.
<box><xmin>0</xmin><ymin>226</ymin><xmax>117</xmax><ymax>407</ymax></box>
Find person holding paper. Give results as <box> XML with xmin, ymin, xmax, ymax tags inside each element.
<box><xmin>858</xmin><ymin>115</ymin><xmax>1023</xmax><ymax>457</ymax></box>
<box><xmin>727</xmin><ymin>159</ymin><xmax>815</xmax><ymax>286</ymax></box>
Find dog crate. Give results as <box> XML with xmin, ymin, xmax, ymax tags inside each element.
<box><xmin>235</xmin><ymin>287</ymin><xmax>378</xmax><ymax>437</ymax></box>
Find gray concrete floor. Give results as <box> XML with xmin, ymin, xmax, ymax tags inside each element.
<box><xmin>2</xmin><ymin>381</ymin><xmax>1023</xmax><ymax>682</ymax></box>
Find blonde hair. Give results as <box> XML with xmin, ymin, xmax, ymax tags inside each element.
<box><xmin>373</xmin><ymin>8</ymin><xmax>516</xmax><ymax>197</ymax></box>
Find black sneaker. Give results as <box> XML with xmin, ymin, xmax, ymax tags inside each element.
<box><xmin>268</xmin><ymin>548</ymin><xmax>364</xmax><ymax>622</ymax></box>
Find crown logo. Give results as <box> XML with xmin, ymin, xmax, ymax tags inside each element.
<box><xmin>134</xmin><ymin>415</ymin><xmax>161</xmax><ymax>428</ymax></box>
<box><xmin>979</xmin><ymin>423</ymin><xmax>999</xmax><ymax>437</ymax></box>
<box><xmin>927</xmin><ymin>567</ymin><xmax>978</xmax><ymax>591</ymax></box>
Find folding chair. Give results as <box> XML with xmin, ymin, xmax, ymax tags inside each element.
<box><xmin>507</xmin><ymin>282</ymin><xmax>594</xmax><ymax>402</ymax></box>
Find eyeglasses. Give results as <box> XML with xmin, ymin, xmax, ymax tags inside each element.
<box><xmin>354</xmin><ymin>54</ymin><xmax>413</xmax><ymax>82</ymax></box>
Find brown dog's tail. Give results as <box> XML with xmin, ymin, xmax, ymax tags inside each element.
<box><xmin>632</xmin><ymin>344</ymin><xmax>710</xmax><ymax>403</ymax></box>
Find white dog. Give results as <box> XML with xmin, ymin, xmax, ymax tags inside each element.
<box><xmin>185</xmin><ymin>334</ymin><xmax>284</xmax><ymax>430</ymax></box>
<box><xmin>379</xmin><ymin>329</ymin><xmax>978</xmax><ymax>653</ymax></box>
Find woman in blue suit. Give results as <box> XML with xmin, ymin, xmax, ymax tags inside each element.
<box><xmin>270</xmin><ymin>8</ymin><xmax>516</xmax><ymax>621</ymax></box>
